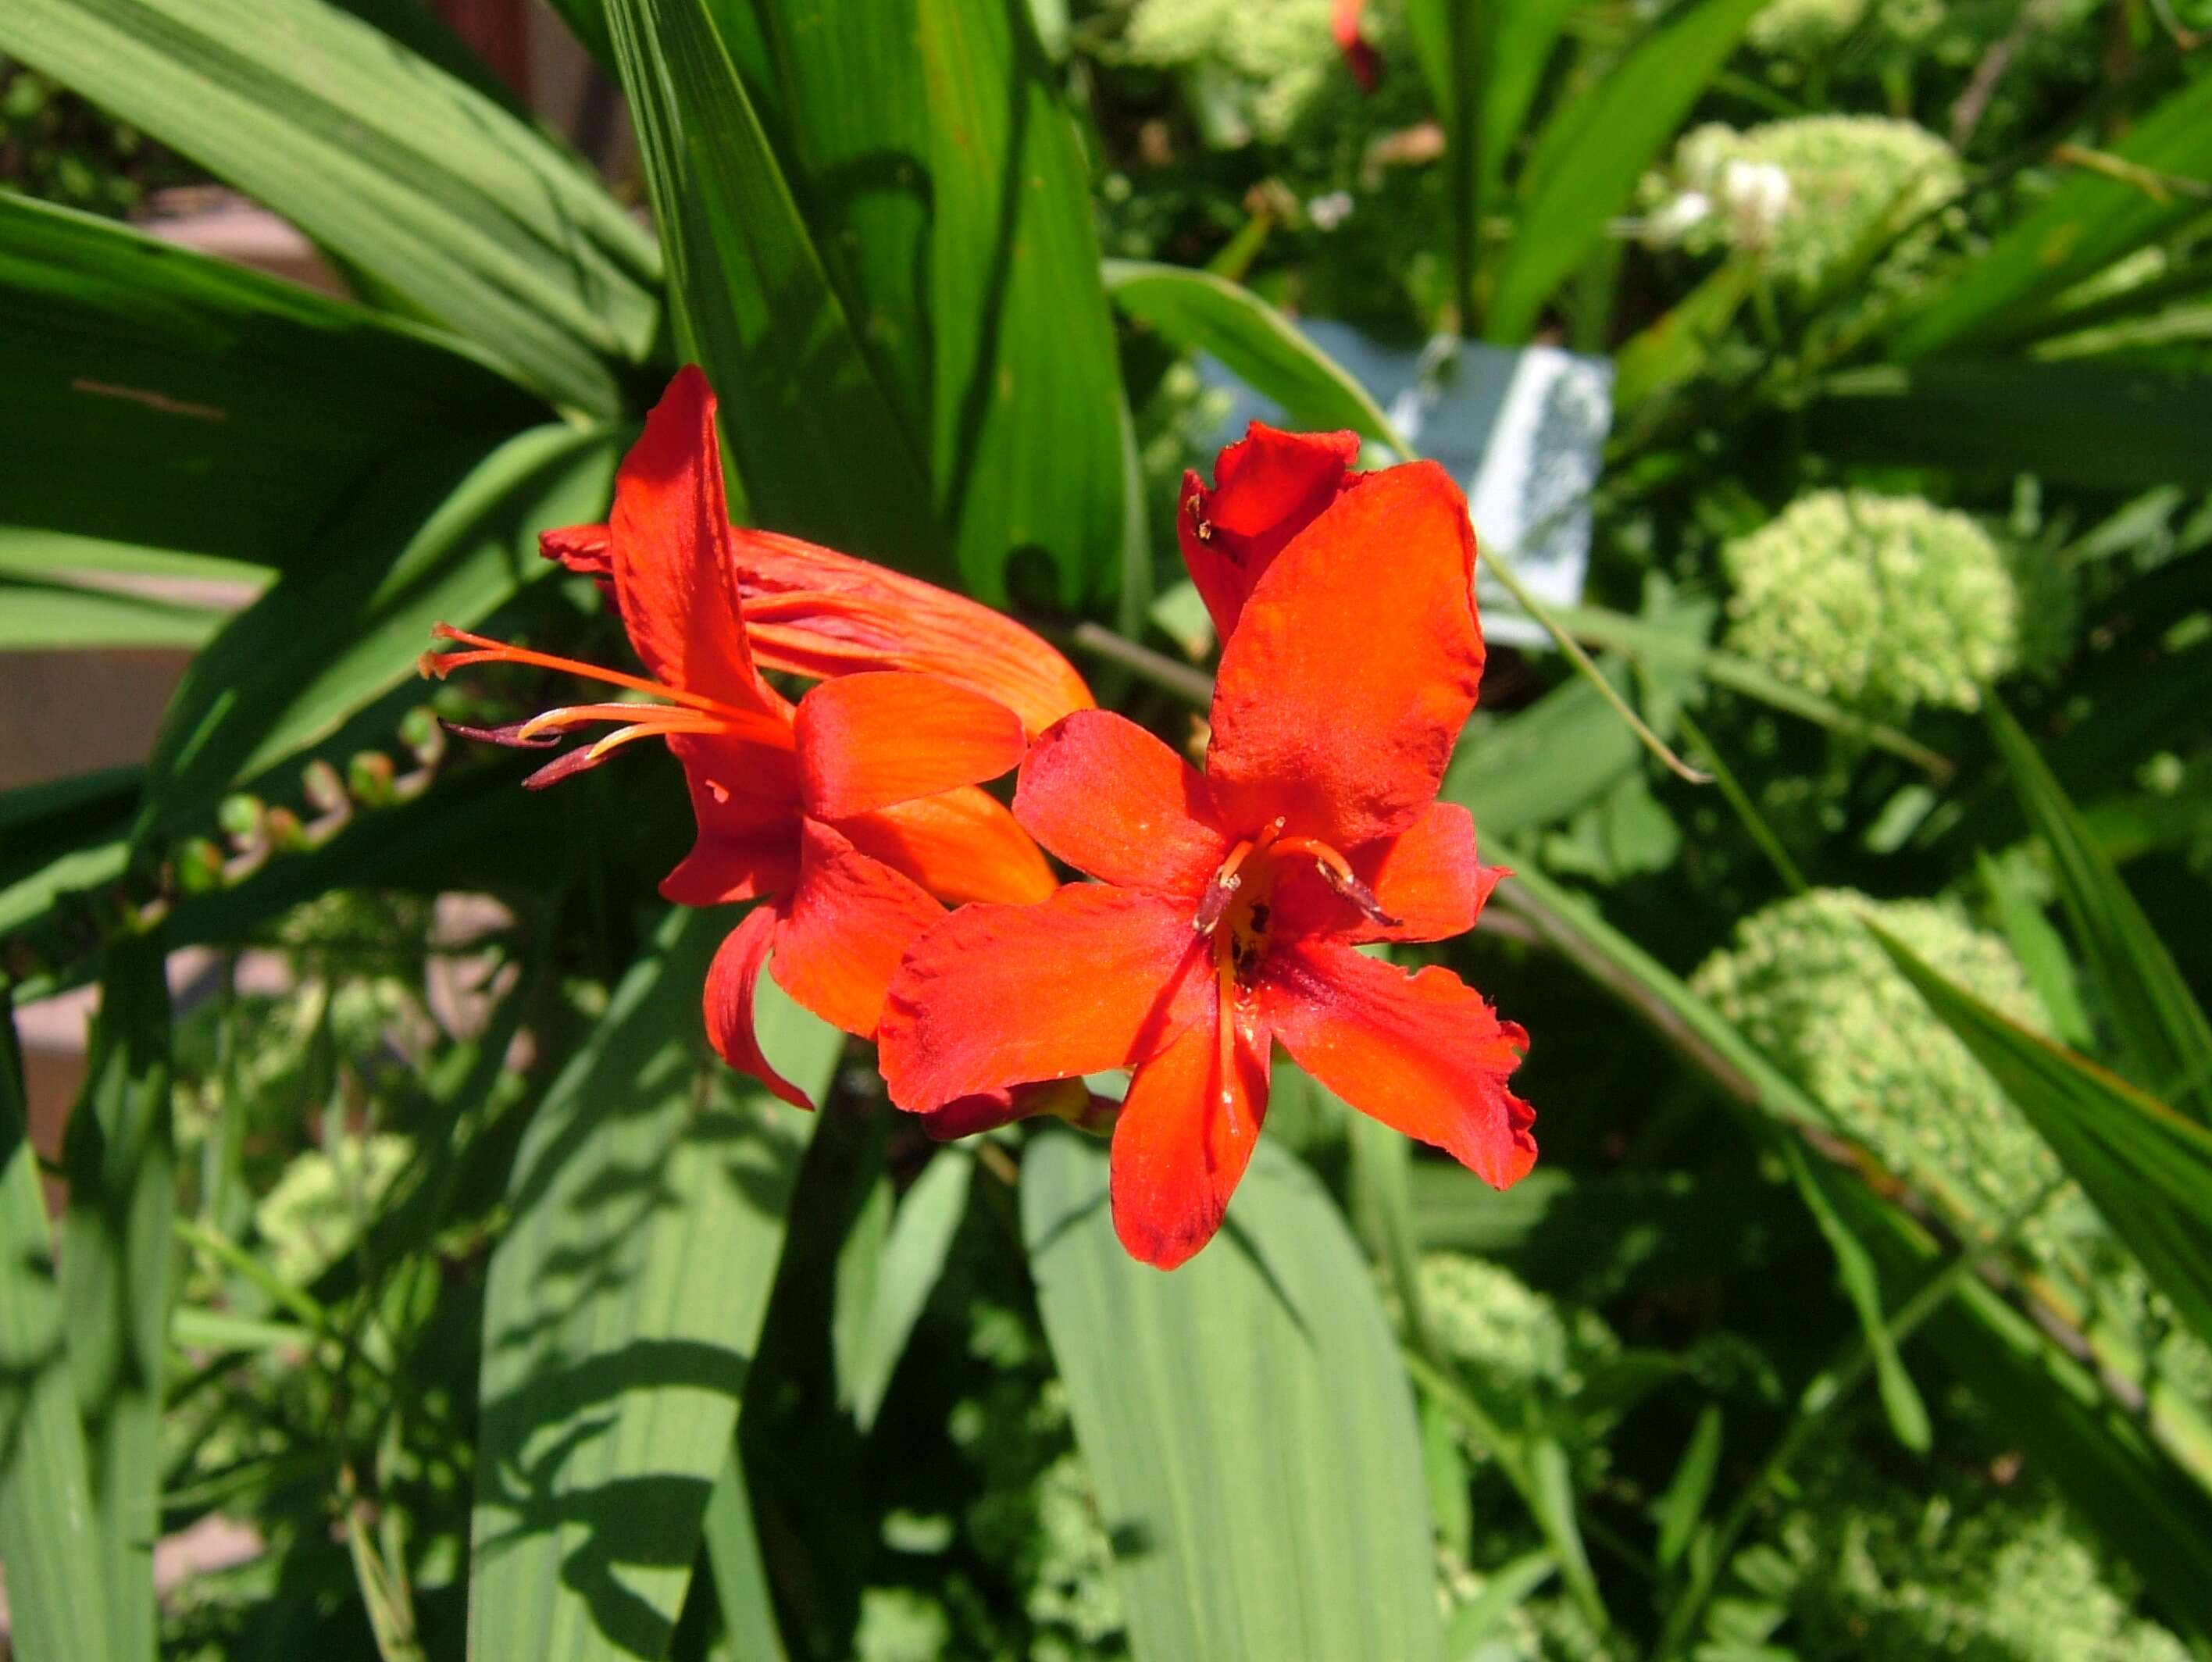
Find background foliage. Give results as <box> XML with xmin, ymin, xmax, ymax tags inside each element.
<box><xmin>2</xmin><ymin>0</ymin><xmax>2211</xmax><ymax>1658</ymax></box>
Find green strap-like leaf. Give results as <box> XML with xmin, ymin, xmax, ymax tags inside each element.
<box><xmin>1889</xmin><ymin>69</ymin><xmax>2212</xmax><ymax>358</ymax></box>
<box><xmin>919</xmin><ymin>0</ymin><xmax>1129</xmax><ymax>603</ymax></box>
<box><xmin>1102</xmin><ymin>261</ymin><xmax>1405</xmax><ymax>448</ymax></box>
<box><xmin>1484</xmin><ymin>0</ymin><xmax>1768</xmax><ymax>342</ymax></box>
<box><xmin>605</xmin><ymin>0</ymin><xmax>947</xmax><ymax>572</ymax></box>
<box><xmin>469</xmin><ymin>905</ymin><xmax>839</xmax><ymax>1662</ymax></box>
<box><xmin>0</xmin><ymin>0</ymin><xmax>662</xmax><ymax>414</ymax></box>
<box><xmin>59</xmin><ymin>933</ymin><xmax>175</xmax><ymax>1662</ymax></box>
<box><xmin>0</xmin><ymin>577</ymin><xmax>223</xmax><ymax>652</ymax></box>
<box><xmin>1024</xmin><ymin>1129</ymin><xmax>1444</xmax><ymax>1662</ymax></box>
<box><xmin>0</xmin><ymin>194</ymin><xmax>548</xmax><ymax>571</ymax></box>
<box><xmin>136</xmin><ymin>423</ymin><xmax>622</xmax><ymax>843</ymax></box>
<box><xmin>1987</xmin><ymin>699</ymin><xmax>2212</xmax><ymax>1118</ymax></box>
<box><xmin>837</xmin><ymin>1145</ymin><xmax>973</xmax><ymax>1433</ymax></box>
<box><xmin>0</xmin><ymin>1003</ymin><xmax>115</xmax><ymax>1662</ymax></box>
<box><xmin>1878</xmin><ymin>928</ymin><xmax>2212</xmax><ymax>1357</ymax></box>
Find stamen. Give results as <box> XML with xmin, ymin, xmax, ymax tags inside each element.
<box><xmin>1275</xmin><ymin>835</ymin><xmax>1400</xmax><ymax>928</ymax></box>
<box><xmin>425</xmin><ymin>623</ymin><xmax>743</xmax><ymax>720</ymax></box>
<box><xmin>1193</xmin><ymin>820</ymin><xmax>1286</xmax><ymax>936</ymax></box>
<box><xmin>1213</xmin><ymin>934</ymin><xmax>1244</xmax><ymax>1134</ymax></box>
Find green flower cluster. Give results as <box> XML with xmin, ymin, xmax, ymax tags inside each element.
<box><xmin>1122</xmin><ymin>0</ymin><xmax>1359</xmax><ymax>141</ymax></box>
<box><xmin>1651</xmin><ymin>116</ymin><xmax>1961</xmax><ymax>296</ymax></box>
<box><xmin>1693</xmin><ymin>890</ymin><xmax>2057</xmax><ymax>1229</ymax></box>
<box><xmin>1741</xmin><ymin>1450</ymin><xmax>2189</xmax><ymax>1660</ymax></box>
<box><xmin>1720</xmin><ymin>490</ymin><xmax>2025</xmax><ymax>716</ymax></box>
<box><xmin>1744</xmin><ymin>0</ymin><xmax>1942</xmax><ymax>57</ymax></box>
<box><xmin>252</xmin><ymin>1132</ymin><xmax>414</xmax><ymax>1287</ymax></box>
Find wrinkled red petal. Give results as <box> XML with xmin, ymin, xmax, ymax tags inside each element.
<box><xmin>1270</xmin><ymin>801</ymin><xmax>1500</xmax><ymax>944</ymax></box>
<box><xmin>1178</xmin><ymin>424</ymin><xmax>1362</xmax><ymax>644</ymax></box>
<box><xmin>1259</xmin><ymin>939</ymin><xmax>1534</xmax><ymax>1189</ymax></box>
<box><xmin>794</xmin><ymin>671</ymin><xmax>1026</xmax><ymax>822</ymax></box>
<box><xmin>1013</xmin><ymin>710</ymin><xmax>1228</xmax><ymax>899</ymax></box>
<box><xmin>608</xmin><ymin>367</ymin><xmax>780</xmax><ymax>715</ymax></box>
<box><xmin>539</xmin><ymin>522</ymin><xmax>613</xmax><ymax>591</ymax></box>
<box><xmin>1207</xmin><ymin>459</ymin><xmax>1484</xmax><ymax>850</ymax></box>
<box><xmin>703</xmin><ymin>903</ymin><xmax>813</xmax><ymax>1110</ymax></box>
<box><xmin>733</xmin><ymin>529</ymin><xmax>1094</xmax><ymax>736</ymax></box>
<box><xmin>1109</xmin><ymin>995</ymin><xmax>1270</xmax><ymax>1270</ymax></box>
<box><xmin>769</xmin><ymin>819</ymin><xmax>944</xmax><ymax>1038</ymax></box>
<box><xmin>837</xmin><ymin>788</ymin><xmax>1056</xmax><ymax>907</ymax></box>
<box><xmin>879</xmin><ymin>885</ymin><xmax>1210</xmax><ymax>1113</ymax></box>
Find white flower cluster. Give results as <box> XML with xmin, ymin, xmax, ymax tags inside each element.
<box><xmin>1123</xmin><ymin>0</ymin><xmax>1349</xmax><ymax>141</ymax></box>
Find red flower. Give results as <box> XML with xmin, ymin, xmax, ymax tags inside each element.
<box><xmin>423</xmin><ymin>367</ymin><xmax>1090</xmax><ymax>1107</ymax></box>
<box><xmin>879</xmin><ymin>426</ymin><xmax>1534</xmax><ymax>1268</ymax></box>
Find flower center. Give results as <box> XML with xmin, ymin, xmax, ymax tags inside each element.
<box><xmin>421</xmin><ymin>622</ymin><xmax>794</xmax><ymax>789</ymax></box>
<box><xmin>1190</xmin><ymin>821</ymin><xmax>1397</xmax><ymax>1121</ymax></box>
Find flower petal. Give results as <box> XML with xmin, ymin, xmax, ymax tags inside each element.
<box><xmin>1013</xmin><ymin>710</ymin><xmax>1228</xmax><ymax>899</ymax></box>
<box><xmin>769</xmin><ymin>819</ymin><xmax>944</xmax><ymax>1038</ymax></box>
<box><xmin>1270</xmin><ymin>801</ymin><xmax>1500</xmax><ymax>944</ymax></box>
<box><xmin>1259</xmin><ymin>939</ymin><xmax>1535</xmax><ymax>1189</ymax></box>
<box><xmin>879</xmin><ymin>885</ymin><xmax>1209</xmax><ymax>1112</ymax></box>
<box><xmin>657</xmin><ymin>733</ymin><xmax>801</xmax><ymax>906</ymax></box>
<box><xmin>837</xmin><ymin>787</ymin><xmax>1057</xmax><ymax>906</ymax></box>
<box><xmin>733</xmin><ymin>529</ymin><xmax>1094</xmax><ymax>737</ymax></box>
<box><xmin>608</xmin><ymin>366</ymin><xmax>778</xmax><ymax>713</ymax></box>
<box><xmin>1109</xmin><ymin>1000</ymin><xmax>1270</xmax><ymax>1269</ymax></box>
<box><xmin>703</xmin><ymin>903</ymin><xmax>813</xmax><ymax>1110</ymax></box>
<box><xmin>1179</xmin><ymin>423</ymin><xmax>1362</xmax><ymax>642</ymax></box>
<box><xmin>919</xmin><ymin>1078</ymin><xmax>1105</xmax><ymax>1142</ymax></box>
<box><xmin>1206</xmin><ymin>459</ymin><xmax>1484</xmax><ymax>849</ymax></box>
<box><xmin>794</xmin><ymin>671</ymin><xmax>1027</xmax><ymax>822</ymax></box>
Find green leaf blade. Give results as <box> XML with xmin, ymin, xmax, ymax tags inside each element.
<box><xmin>1024</xmin><ymin>1129</ymin><xmax>1443</xmax><ymax>1662</ymax></box>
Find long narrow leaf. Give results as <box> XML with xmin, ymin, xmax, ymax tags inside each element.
<box><xmin>1102</xmin><ymin>261</ymin><xmax>1405</xmax><ymax>448</ymax></box>
<box><xmin>1987</xmin><ymin>699</ymin><xmax>2212</xmax><ymax>1118</ymax></box>
<box><xmin>0</xmin><ymin>194</ymin><xmax>546</xmax><ymax>570</ymax></box>
<box><xmin>0</xmin><ymin>577</ymin><xmax>223</xmax><ymax>652</ymax></box>
<box><xmin>136</xmin><ymin>423</ymin><xmax>620</xmax><ymax>843</ymax></box>
<box><xmin>59</xmin><ymin>933</ymin><xmax>175</xmax><ymax>1662</ymax></box>
<box><xmin>605</xmin><ymin>0</ymin><xmax>947</xmax><ymax>571</ymax></box>
<box><xmin>1025</xmin><ymin>1129</ymin><xmax>1443</xmax><ymax>1662</ymax></box>
<box><xmin>0</xmin><ymin>1004</ymin><xmax>114</xmax><ymax>1662</ymax></box>
<box><xmin>1484</xmin><ymin>0</ymin><xmax>1767</xmax><ymax>341</ymax></box>
<box><xmin>1878</xmin><ymin>929</ymin><xmax>2212</xmax><ymax>1357</ymax></box>
<box><xmin>919</xmin><ymin>0</ymin><xmax>1129</xmax><ymax>602</ymax></box>
<box><xmin>0</xmin><ymin>0</ymin><xmax>661</xmax><ymax>414</ymax></box>
<box><xmin>469</xmin><ymin>906</ymin><xmax>840</xmax><ymax>1661</ymax></box>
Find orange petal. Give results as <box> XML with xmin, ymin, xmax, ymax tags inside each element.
<box><xmin>794</xmin><ymin>671</ymin><xmax>1027</xmax><ymax>822</ymax></box>
<box><xmin>1109</xmin><ymin>998</ymin><xmax>1270</xmax><ymax>1270</ymax></box>
<box><xmin>768</xmin><ymin>819</ymin><xmax>944</xmax><ymax>1038</ymax></box>
<box><xmin>657</xmin><ymin>733</ymin><xmax>801</xmax><ymax>906</ymax></box>
<box><xmin>1207</xmin><ymin>459</ymin><xmax>1484</xmax><ymax>849</ymax></box>
<box><xmin>733</xmin><ymin>528</ymin><xmax>1094</xmax><ymax>736</ymax></box>
<box><xmin>539</xmin><ymin>521</ymin><xmax>612</xmax><ymax>587</ymax></box>
<box><xmin>1013</xmin><ymin>710</ymin><xmax>1229</xmax><ymax>898</ymax></box>
<box><xmin>1259</xmin><ymin>939</ymin><xmax>1534</xmax><ymax>1189</ymax></box>
<box><xmin>878</xmin><ymin>885</ymin><xmax>1210</xmax><ymax>1113</ymax></box>
<box><xmin>703</xmin><ymin>903</ymin><xmax>814</xmax><ymax>1109</ymax></box>
<box><xmin>608</xmin><ymin>368</ymin><xmax>780</xmax><ymax>715</ymax></box>
<box><xmin>1271</xmin><ymin>801</ymin><xmax>1500</xmax><ymax>944</ymax></box>
<box><xmin>837</xmin><ymin>787</ymin><xmax>1057</xmax><ymax>906</ymax></box>
<box><xmin>919</xmin><ymin>1078</ymin><xmax>1103</xmax><ymax>1142</ymax></box>
<box><xmin>1179</xmin><ymin>424</ymin><xmax>1362</xmax><ymax>643</ymax></box>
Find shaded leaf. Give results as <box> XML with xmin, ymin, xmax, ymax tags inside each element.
<box><xmin>470</xmin><ymin>905</ymin><xmax>840</xmax><ymax>1661</ymax></box>
<box><xmin>1988</xmin><ymin>699</ymin><xmax>2212</xmax><ymax>1118</ymax></box>
<box><xmin>0</xmin><ymin>194</ymin><xmax>546</xmax><ymax>571</ymax></box>
<box><xmin>0</xmin><ymin>1005</ymin><xmax>114</xmax><ymax>1662</ymax></box>
<box><xmin>0</xmin><ymin>576</ymin><xmax>223</xmax><ymax>651</ymax></box>
<box><xmin>137</xmin><ymin>423</ymin><xmax>620</xmax><ymax>843</ymax></box>
<box><xmin>837</xmin><ymin>1146</ymin><xmax>973</xmax><ymax>1432</ymax></box>
<box><xmin>1024</xmin><ymin>1129</ymin><xmax>1443</xmax><ymax>1662</ymax></box>
<box><xmin>604</xmin><ymin>0</ymin><xmax>946</xmax><ymax>571</ymax></box>
<box><xmin>0</xmin><ymin>0</ymin><xmax>661</xmax><ymax>414</ymax></box>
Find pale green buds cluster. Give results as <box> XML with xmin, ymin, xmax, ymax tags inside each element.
<box><xmin>1720</xmin><ymin>490</ymin><xmax>2025</xmax><ymax>716</ymax></box>
<box><xmin>1693</xmin><ymin>890</ymin><xmax>2057</xmax><ymax>1229</ymax></box>
<box><xmin>1645</xmin><ymin>116</ymin><xmax>1961</xmax><ymax>296</ymax></box>
<box><xmin>1123</xmin><ymin>0</ymin><xmax>1354</xmax><ymax>141</ymax></box>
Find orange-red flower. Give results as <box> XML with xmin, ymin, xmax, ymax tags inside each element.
<box><xmin>879</xmin><ymin>424</ymin><xmax>1535</xmax><ymax>1268</ymax></box>
<box><xmin>423</xmin><ymin>367</ymin><xmax>1090</xmax><ymax>1107</ymax></box>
